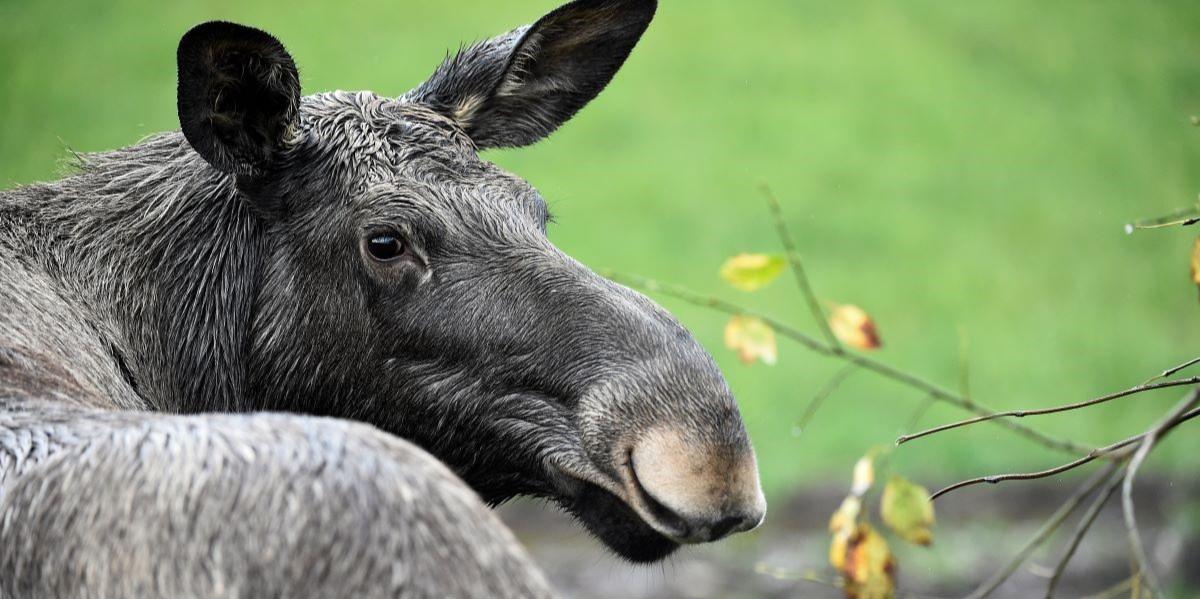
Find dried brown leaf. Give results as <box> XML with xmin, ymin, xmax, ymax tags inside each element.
<box><xmin>829</xmin><ymin>304</ymin><xmax>882</xmax><ymax>350</ymax></box>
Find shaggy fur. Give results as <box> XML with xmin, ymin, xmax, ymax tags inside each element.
<box><xmin>1</xmin><ymin>0</ymin><xmax>765</xmax><ymax>595</ymax></box>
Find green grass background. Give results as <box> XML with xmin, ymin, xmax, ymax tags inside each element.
<box><xmin>2</xmin><ymin>0</ymin><xmax>1198</xmax><ymax>497</ymax></box>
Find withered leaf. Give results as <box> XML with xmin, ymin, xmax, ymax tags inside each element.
<box><xmin>724</xmin><ymin>315</ymin><xmax>778</xmax><ymax>365</ymax></box>
<box><xmin>829</xmin><ymin>495</ymin><xmax>862</xmax><ymax>570</ymax></box>
<box><xmin>880</xmin><ymin>475</ymin><xmax>935</xmax><ymax>546</ymax></box>
<box><xmin>829</xmin><ymin>304</ymin><xmax>882</xmax><ymax>351</ymax></box>
<box><xmin>839</xmin><ymin>523</ymin><xmax>896</xmax><ymax>599</ymax></box>
<box><xmin>851</xmin><ymin>454</ymin><xmax>875</xmax><ymax>497</ymax></box>
<box><xmin>1191</xmin><ymin>237</ymin><xmax>1200</xmax><ymax>300</ymax></box>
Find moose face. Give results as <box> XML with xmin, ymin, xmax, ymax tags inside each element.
<box><xmin>176</xmin><ymin>0</ymin><xmax>765</xmax><ymax>562</ymax></box>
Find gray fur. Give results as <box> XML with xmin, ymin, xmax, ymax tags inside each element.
<box><xmin>0</xmin><ymin>391</ymin><xmax>551</xmax><ymax>597</ymax></box>
<box><xmin>1</xmin><ymin>0</ymin><xmax>763</xmax><ymax>595</ymax></box>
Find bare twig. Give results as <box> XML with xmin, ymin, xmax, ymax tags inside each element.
<box><xmin>957</xmin><ymin>326</ymin><xmax>971</xmax><ymax>401</ymax></box>
<box><xmin>931</xmin><ymin>404</ymin><xmax>1200</xmax><ymax>501</ymax></box>
<box><xmin>831</xmin><ymin>354</ymin><xmax>1095</xmax><ymax>453</ymax></box>
<box><xmin>1044</xmin><ymin>461</ymin><xmax>1129</xmax><ymax>598</ymax></box>
<box><xmin>754</xmin><ymin>563</ymin><xmax>843</xmax><ymax>587</ymax></box>
<box><xmin>604</xmin><ymin>270</ymin><xmax>1093</xmax><ymax>456</ymax></box>
<box><xmin>1143</xmin><ymin>356</ymin><xmax>1200</xmax><ymax>385</ymax></box>
<box><xmin>761</xmin><ymin>184</ymin><xmax>840</xmax><ymax>350</ymax></box>
<box><xmin>755</xmin><ymin>563</ymin><xmax>945</xmax><ymax>599</ymax></box>
<box><xmin>964</xmin><ymin>462</ymin><xmax>1124</xmax><ymax>599</ymax></box>
<box><xmin>1080</xmin><ymin>576</ymin><xmax>1135</xmax><ymax>599</ymax></box>
<box><xmin>795</xmin><ymin>364</ymin><xmax>857</xmax><ymax>434</ymax></box>
<box><xmin>897</xmin><ymin>376</ymin><xmax>1200</xmax><ymax>446</ymax></box>
<box><xmin>603</xmin><ymin>270</ymin><xmax>830</xmax><ymax>353</ymax></box>
<box><xmin>931</xmin><ymin>441</ymin><xmax>1132</xmax><ymax>501</ymax></box>
<box><xmin>1124</xmin><ymin>204</ymin><xmax>1200</xmax><ymax>232</ymax></box>
<box><xmin>1120</xmin><ymin>386</ymin><xmax>1200</xmax><ymax>597</ymax></box>
<box><xmin>905</xmin><ymin>393</ymin><xmax>938</xmax><ymax>432</ymax></box>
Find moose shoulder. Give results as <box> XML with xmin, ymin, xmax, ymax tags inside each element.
<box><xmin>0</xmin><ymin>0</ymin><xmax>765</xmax><ymax>594</ymax></box>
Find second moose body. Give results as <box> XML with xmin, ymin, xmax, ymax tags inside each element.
<box><xmin>0</xmin><ymin>0</ymin><xmax>765</xmax><ymax>595</ymax></box>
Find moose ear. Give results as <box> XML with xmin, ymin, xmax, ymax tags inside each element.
<box><xmin>407</xmin><ymin>0</ymin><xmax>656</xmax><ymax>150</ymax></box>
<box><xmin>177</xmin><ymin>21</ymin><xmax>301</xmax><ymax>177</ymax></box>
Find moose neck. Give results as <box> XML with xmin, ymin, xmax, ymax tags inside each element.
<box><xmin>16</xmin><ymin>133</ymin><xmax>266</xmax><ymax>413</ymax></box>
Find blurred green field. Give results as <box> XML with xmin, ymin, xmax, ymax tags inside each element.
<box><xmin>2</xmin><ymin>0</ymin><xmax>1198</xmax><ymax>498</ymax></box>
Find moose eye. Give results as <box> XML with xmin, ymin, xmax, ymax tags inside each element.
<box><xmin>365</xmin><ymin>233</ymin><xmax>405</xmax><ymax>262</ymax></box>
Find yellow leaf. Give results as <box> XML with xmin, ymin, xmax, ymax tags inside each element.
<box><xmin>851</xmin><ymin>455</ymin><xmax>874</xmax><ymax>497</ymax></box>
<box><xmin>840</xmin><ymin>524</ymin><xmax>896</xmax><ymax>599</ymax></box>
<box><xmin>720</xmin><ymin>253</ymin><xmax>787</xmax><ymax>292</ymax></box>
<box><xmin>880</xmin><ymin>475</ymin><xmax>936</xmax><ymax>547</ymax></box>
<box><xmin>829</xmin><ymin>495</ymin><xmax>861</xmax><ymax>534</ymax></box>
<box><xmin>828</xmin><ymin>495</ymin><xmax>862</xmax><ymax>570</ymax></box>
<box><xmin>723</xmin><ymin>315</ymin><xmax>778</xmax><ymax>365</ymax></box>
<box><xmin>830</xmin><ymin>528</ymin><xmax>851</xmax><ymax>572</ymax></box>
<box><xmin>829</xmin><ymin>304</ymin><xmax>882</xmax><ymax>351</ymax></box>
<box><xmin>1191</xmin><ymin>237</ymin><xmax>1200</xmax><ymax>299</ymax></box>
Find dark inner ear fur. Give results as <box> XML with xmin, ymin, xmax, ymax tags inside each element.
<box><xmin>177</xmin><ymin>21</ymin><xmax>300</xmax><ymax>177</ymax></box>
<box><xmin>408</xmin><ymin>0</ymin><xmax>657</xmax><ymax>150</ymax></box>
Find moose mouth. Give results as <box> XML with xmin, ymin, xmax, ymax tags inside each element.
<box><xmin>549</xmin><ymin>449</ymin><xmax>705</xmax><ymax>563</ymax></box>
<box><xmin>563</xmin><ymin>477</ymin><xmax>681</xmax><ymax>563</ymax></box>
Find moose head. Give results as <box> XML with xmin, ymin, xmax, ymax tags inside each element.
<box><xmin>169</xmin><ymin>0</ymin><xmax>764</xmax><ymax>562</ymax></box>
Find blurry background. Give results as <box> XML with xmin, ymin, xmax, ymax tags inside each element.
<box><xmin>3</xmin><ymin>0</ymin><xmax>1198</xmax><ymax>596</ymax></box>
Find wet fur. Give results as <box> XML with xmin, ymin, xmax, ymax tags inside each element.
<box><xmin>0</xmin><ymin>0</ymin><xmax>758</xmax><ymax>595</ymax></box>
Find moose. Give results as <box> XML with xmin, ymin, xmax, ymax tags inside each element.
<box><xmin>0</xmin><ymin>0</ymin><xmax>766</xmax><ymax>595</ymax></box>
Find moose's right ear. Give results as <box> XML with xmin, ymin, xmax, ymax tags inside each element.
<box><xmin>407</xmin><ymin>0</ymin><xmax>656</xmax><ymax>150</ymax></box>
<box><xmin>177</xmin><ymin>21</ymin><xmax>300</xmax><ymax>177</ymax></box>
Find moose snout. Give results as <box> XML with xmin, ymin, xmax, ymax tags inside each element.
<box><xmin>561</xmin><ymin>278</ymin><xmax>766</xmax><ymax>551</ymax></box>
<box><xmin>623</xmin><ymin>426</ymin><xmax>766</xmax><ymax>544</ymax></box>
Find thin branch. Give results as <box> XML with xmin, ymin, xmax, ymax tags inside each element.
<box><xmin>833</xmin><ymin>352</ymin><xmax>1089</xmax><ymax>451</ymax></box>
<box><xmin>1044</xmin><ymin>461</ymin><xmax>1129</xmax><ymax>598</ymax></box>
<box><xmin>795</xmin><ymin>363</ymin><xmax>857</xmax><ymax>434</ymax></box>
<box><xmin>957</xmin><ymin>326</ymin><xmax>971</xmax><ymax>401</ymax></box>
<box><xmin>931</xmin><ymin>441</ymin><xmax>1132</xmax><ymax>501</ymax></box>
<box><xmin>754</xmin><ymin>563</ymin><xmax>945</xmax><ymax>599</ymax></box>
<box><xmin>753</xmin><ymin>563</ymin><xmax>842</xmax><ymax>588</ymax></box>
<box><xmin>604</xmin><ymin>270</ymin><xmax>1094</xmax><ymax>456</ymax></box>
<box><xmin>1123</xmin><ymin>446</ymin><xmax>1158</xmax><ymax>597</ymax></box>
<box><xmin>1080</xmin><ymin>576</ymin><xmax>1135</xmax><ymax>599</ymax></box>
<box><xmin>1127</xmin><ymin>217</ymin><xmax>1200</xmax><ymax>230</ymax></box>
<box><xmin>897</xmin><ymin>377</ymin><xmax>1200</xmax><ymax>447</ymax></box>
<box><xmin>931</xmin><ymin>404</ymin><xmax>1200</xmax><ymax>501</ymax></box>
<box><xmin>760</xmin><ymin>184</ymin><xmax>840</xmax><ymax>350</ymax></box>
<box><xmin>1124</xmin><ymin>204</ymin><xmax>1200</xmax><ymax>232</ymax></box>
<box><xmin>1143</xmin><ymin>356</ymin><xmax>1200</xmax><ymax>385</ymax></box>
<box><xmin>603</xmin><ymin>270</ymin><xmax>831</xmax><ymax>355</ymax></box>
<box><xmin>905</xmin><ymin>393</ymin><xmax>938</xmax><ymax>432</ymax></box>
<box><xmin>1120</xmin><ymin>386</ymin><xmax>1200</xmax><ymax>597</ymax></box>
<box><xmin>964</xmin><ymin>461</ymin><xmax>1124</xmax><ymax>599</ymax></box>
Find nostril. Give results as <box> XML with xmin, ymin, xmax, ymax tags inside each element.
<box><xmin>628</xmin><ymin>452</ymin><xmax>762</xmax><ymax>544</ymax></box>
<box><xmin>625</xmin><ymin>428</ymin><xmax>767</xmax><ymax>544</ymax></box>
<box><xmin>626</xmin><ymin>450</ymin><xmax>692</xmax><ymax>538</ymax></box>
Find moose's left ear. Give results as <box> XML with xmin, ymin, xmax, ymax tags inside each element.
<box><xmin>406</xmin><ymin>0</ymin><xmax>656</xmax><ymax>150</ymax></box>
<box><xmin>177</xmin><ymin>21</ymin><xmax>301</xmax><ymax>177</ymax></box>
